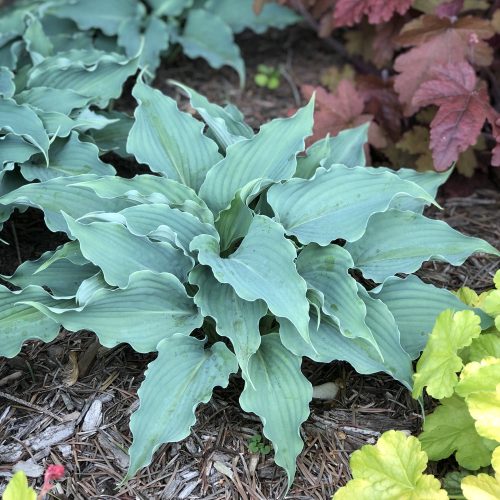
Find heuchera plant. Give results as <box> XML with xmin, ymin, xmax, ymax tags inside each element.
<box><xmin>261</xmin><ymin>0</ymin><xmax>500</xmax><ymax>175</ymax></box>
<box><xmin>0</xmin><ymin>81</ymin><xmax>498</xmax><ymax>490</ymax></box>
<box><xmin>334</xmin><ymin>270</ymin><xmax>500</xmax><ymax>499</ymax></box>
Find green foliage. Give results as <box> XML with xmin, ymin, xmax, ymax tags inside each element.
<box><xmin>335</xmin><ymin>271</ymin><xmax>500</xmax><ymax>498</ymax></box>
<box><xmin>0</xmin><ymin>80</ymin><xmax>498</xmax><ymax>491</ymax></box>
<box><xmin>1</xmin><ymin>471</ymin><xmax>36</xmax><ymax>500</ymax></box>
<box><xmin>332</xmin><ymin>430</ymin><xmax>448</xmax><ymax>499</ymax></box>
<box><xmin>248</xmin><ymin>434</ymin><xmax>272</xmax><ymax>455</ymax></box>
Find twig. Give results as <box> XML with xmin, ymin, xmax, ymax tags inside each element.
<box><xmin>0</xmin><ymin>390</ymin><xmax>64</xmax><ymax>423</ymax></box>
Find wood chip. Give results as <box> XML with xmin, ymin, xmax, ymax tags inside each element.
<box><xmin>213</xmin><ymin>461</ymin><xmax>233</xmax><ymax>480</ymax></box>
<box><xmin>81</xmin><ymin>400</ymin><xmax>102</xmax><ymax>433</ymax></box>
<box><xmin>13</xmin><ymin>459</ymin><xmax>44</xmax><ymax>478</ymax></box>
<box><xmin>27</xmin><ymin>421</ymin><xmax>76</xmax><ymax>452</ymax></box>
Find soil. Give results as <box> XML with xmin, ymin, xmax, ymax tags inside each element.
<box><xmin>0</xmin><ymin>26</ymin><xmax>499</xmax><ymax>500</ymax></box>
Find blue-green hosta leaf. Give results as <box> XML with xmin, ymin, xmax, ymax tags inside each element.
<box><xmin>387</xmin><ymin>166</ymin><xmax>448</xmax><ymax>215</ymax></box>
<box><xmin>27</xmin><ymin>50</ymin><xmax>139</xmax><ymax>108</ymax></box>
<box><xmin>215</xmin><ymin>192</ymin><xmax>253</xmax><ymax>252</ymax></box>
<box><xmin>64</xmin><ymin>216</ymin><xmax>194</xmax><ymax>286</ymax></box>
<box><xmin>0</xmin><ymin>134</ymin><xmax>39</xmax><ymax>166</ymax></box>
<box><xmin>345</xmin><ymin>210</ymin><xmax>499</xmax><ymax>282</ymax></box>
<box><xmin>84</xmin><ymin>203</ymin><xmax>218</xmax><ymax>256</ymax></box>
<box><xmin>88</xmin><ymin>110</ymin><xmax>133</xmax><ymax>157</ymax></box>
<box><xmin>0</xmin><ymin>175</ymin><xmax>134</xmax><ymax>233</ymax></box>
<box><xmin>127</xmin><ymin>80</ymin><xmax>222</xmax><ymax>192</ymax></box>
<box><xmin>371</xmin><ymin>275</ymin><xmax>493</xmax><ymax>359</ymax></box>
<box><xmin>24</xmin><ymin>271</ymin><xmax>203</xmax><ymax>353</ymax></box>
<box><xmin>128</xmin><ymin>335</ymin><xmax>237</xmax><ymax>476</ymax></box>
<box><xmin>47</xmin><ymin>0</ymin><xmax>141</xmax><ymax>36</ymax></box>
<box><xmin>377</xmin><ymin>167</ymin><xmax>452</xmax><ymax>214</ymax></box>
<box><xmin>75</xmin><ymin>272</ymin><xmax>110</xmax><ymax>306</ymax></box>
<box><xmin>140</xmin><ymin>17</ymin><xmax>170</xmax><ymax>78</ymax></box>
<box><xmin>15</xmin><ymin>87</ymin><xmax>90</xmax><ymax>113</ymax></box>
<box><xmin>0</xmin><ymin>40</ymin><xmax>23</xmax><ymax>71</ymax></box>
<box><xmin>2</xmin><ymin>247</ymin><xmax>98</xmax><ymax>297</ymax></box>
<box><xmin>171</xmin><ymin>81</ymin><xmax>253</xmax><ymax>149</ymax></box>
<box><xmin>199</xmin><ymin>98</ymin><xmax>314</xmax><ymax>214</ymax></box>
<box><xmin>176</xmin><ymin>9</ymin><xmax>244</xmax><ymax>82</ymax></box>
<box><xmin>23</xmin><ymin>16</ymin><xmax>53</xmax><ymax>64</ymax></box>
<box><xmin>326</xmin><ymin>124</ymin><xmax>368</xmax><ymax>168</ymax></box>
<box><xmin>74</xmin><ymin>174</ymin><xmax>213</xmax><ymax>223</ymax></box>
<box><xmin>268</xmin><ymin>165</ymin><xmax>436</xmax><ymax>245</ymax></box>
<box><xmin>279</xmin><ymin>286</ymin><xmax>414</xmax><ymax>389</ymax></box>
<box><xmin>0</xmin><ymin>284</ymin><xmax>70</xmax><ymax>358</ymax></box>
<box><xmin>0</xmin><ymin>8</ymin><xmax>27</xmax><ymax>46</ymax></box>
<box><xmin>0</xmin><ymin>99</ymin><xmax>49</xmax><ymax>164</ymax></box>
<box><xmin>146</xmin><ymin>0</ymin><xmax>193</xmax><ymax>16</ymax></box>
<box><xmin>205</xmin><ymin>0</ymin><xmax>300</xmax><ymax>34</ymax></box>
<box><xmin>21</xmin><ymin>132</ymin><xmax>115</xmax><ymax>181</ymax></box>
<box><xmin>296</xmin><ymin>124</ymin><xmax>368</xmax><ymax>179</ymax></box>
<box><xmin>191</xmin><ymin>215</ymin><xmax>310</xmax><ymax>341</ymax></box>
<box><xmin>239</xmin><ymin>333</ymin><xmax>312</xmax><ymax>488</ymax></box>
<box><xmin>296</xmin><ymin>244</ymin><xmax>374</xmax><ymax>346</ymax></box>
<box><xmin>190</xmin><ymin>265</ymin><xmax>267</xmax><ymax>383</ymax></box>
<box><xmin>0</xmin><ymin>67</ymin><xmax>15</xmax><ymax>98</ymax></box>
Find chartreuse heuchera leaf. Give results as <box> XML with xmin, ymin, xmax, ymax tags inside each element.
<box><xmin>0</xmin><ymin>79</ymin><xmax>498</xmax><ymax>489</ymax></box>
<box><xmin>461</xmin><ymin>446</ymin><xmax>500</xmax><ymax>500</ymax></box>
<box><xmin>412</xmin><ymin>310</ymin><xmax>482</xmax><ymax>399</ymax></box>
<box><xmin>2</xmin><ymin>470</ymin><xmax>37</xmax><ymax>500</ymax></box>
<box><xmin>455</xmin><ymin>357</ymin><xmax>500</xmax><ymax>442</ymax></box>
<box><xmin>333</xmin><ymin>430</ymin><xmax>448</xmax><ymax>500</ymax></box>
<box><xmin>419</xmin><ymin>394</ymin><xmax>498</xmax><ymax>470</ymax></box>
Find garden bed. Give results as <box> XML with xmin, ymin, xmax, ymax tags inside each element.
<box><xmin>1</xmin><ymin>25</ymin><xmax>499</xmax><ymax>499</ymax></box>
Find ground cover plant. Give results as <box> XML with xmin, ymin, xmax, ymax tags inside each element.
<box><xmin>0</xmin><ymin>76</ymin><xmax>499</xmax><ymax>492</ymax></box>
<box><xmin>259</xmin><ymin>0</ymin><xmax>500</xmax><ymax>178</ymax></box>
<box><xmin>333</xmin><ymin>270</ymin><xmax>500</xmax><ymax>498</ymax></box>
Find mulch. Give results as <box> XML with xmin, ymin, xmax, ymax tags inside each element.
<box><xmin>0</xmin><ymin>26</ymin><xmax>499</xmax><ymax>499</ymax></box>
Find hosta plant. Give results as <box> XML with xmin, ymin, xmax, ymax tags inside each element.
<box><xmin>0</xmin><ymin>0</ymin><xmax>298</xmax><ymax>223</ymax></box>
<box><xmin>0</xmin><ymin>81</ymin><xmax>499</xmax><ymax>489</ymax></box>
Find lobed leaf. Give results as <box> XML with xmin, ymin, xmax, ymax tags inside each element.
<box><xmin>456</xmin><ymin>358</ymin><xmax>500</xmax><ymax>442</ymax></box>
<box><xmin>371</xmin><ymin>275</ymin><xmax>493</xmax><ymax>359</ymax></box>
<box><xmin>412</xmin><ymin>310</ymin><xmax>482</xmax><ymax>399</ymax></box>
<box><xmin>333</xmin><ymin>430</ymin><xmax>447</xmax><ymax>500</ymax></box>
<box><xmin>419</xmin><ymin>394</ymin><xmax>497</xmax><ymax>470</ymax></box>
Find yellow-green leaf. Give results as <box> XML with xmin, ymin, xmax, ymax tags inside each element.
<box><xmin>2</xmin><ymin>471</ymin><xmax>37</xmax><ymax>500</ymax></box>
<box><xmin>333</xmin><ymin>430</ymin><xmax>448</xmax><ymax>500</ymax></box>
<box><xmin>461</xmin><ymin>447</ymin><xmax>500</xmax><ymax>500</ymax></box>
<box><xmin>456</xmin><ymin>357</ymin><xmax>500</xmax><ymax>442</ymax></box>
<box><xmin>413</xmin><ymin>310</ymin><xmax>482</xmax><ymax>399</ymax></box>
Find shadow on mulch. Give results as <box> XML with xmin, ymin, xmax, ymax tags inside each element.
<box><xmin>0</xmin><ymin>25</ymin><xmax>499</xmax><ymax>500</ymax></box>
